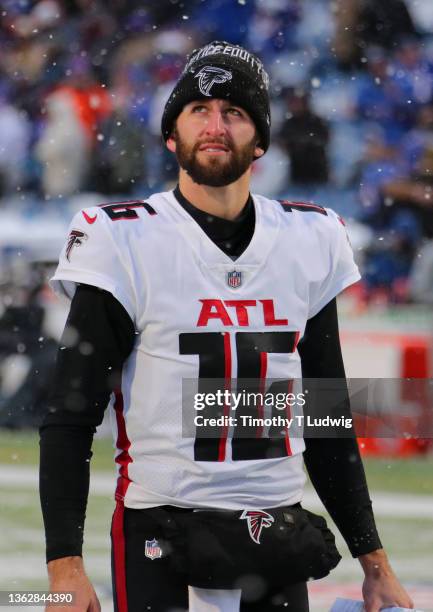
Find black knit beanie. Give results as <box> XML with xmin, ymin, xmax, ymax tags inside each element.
<box><xmin>161</xmin><ymin>41</ymin><xmax>271</xmax><ymax>152</ymax></box>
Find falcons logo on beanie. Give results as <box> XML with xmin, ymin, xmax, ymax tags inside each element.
<box><xmin>240</xmin><ymin>510</ymin><xmax>274</xmax><ymax>544</ymax></box>
<box><xmin>195</xmin><ymin>66</ymin><xmax>232</xmax><ymax>97</ymax></box>
<box><xmin>66</xmin><ymin>229</ymin><xmax>88</xmax><ymax>261</ymax></box>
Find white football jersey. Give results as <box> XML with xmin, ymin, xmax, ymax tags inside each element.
<box><xmin>51</xmin><ymin>190</ymin><xmax>360</xmax><ymax>510</ymax></box>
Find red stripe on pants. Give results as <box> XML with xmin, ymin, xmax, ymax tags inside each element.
<box><xmin>112</xmin><ymin>501</ymin><xmax>128</xmax><ymax>612</ymax></box>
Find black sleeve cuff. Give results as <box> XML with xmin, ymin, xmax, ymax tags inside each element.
<box><xmin>39</xmin><ymin>425</ymin><xmax>93</xmax><ymax>563</ymax></box>
<box><xmin>335</xmin><ymin>502</ymin><xmax>383</xmax><ymax>557</ymax></box>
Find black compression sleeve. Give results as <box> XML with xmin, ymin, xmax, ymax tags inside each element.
<box><xmin>39</xmin><ymin>284</ymin><xmax>135</xmax><ymax>562</ymax></box>
<box><xmin>298</xmin><ymin>299</ymin><xmax>382</xmax><ymax>557</ymax></box>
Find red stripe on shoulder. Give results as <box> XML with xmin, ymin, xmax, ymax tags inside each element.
<box><xmin>278</xmin><ymin>199</ymin><xmax>327</xmax><ymax>216</ymax></box>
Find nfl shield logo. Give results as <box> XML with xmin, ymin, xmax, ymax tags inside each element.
<box><xmin>227</xmin><ymin>270</ymin><xmax>242</xmax><ymax>288</ymax></box>
<box><xmin>145</xmin><ymin>538</ymin><xmax>162</xmax><ymax>560</ymax></box>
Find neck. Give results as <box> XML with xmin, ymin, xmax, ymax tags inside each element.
<box><xmin>177</xmin><ymin>168</ymin><xmax>251</xmax><ymax>220</ymax></box>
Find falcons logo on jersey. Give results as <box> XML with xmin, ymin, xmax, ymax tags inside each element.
<box><xmin>66</xmin><ymin>229</ymin><xmax>88</xmax><ymax>261</ymax></box>
<box><xmin>194</xmin><ymin>66</ymin><xmax>232</xmax><ymax>96</ymax></box>
<box><xmin>240</xmin><ymin>510</ymin><xmax>274</xmax><ymax>544</ymax></box>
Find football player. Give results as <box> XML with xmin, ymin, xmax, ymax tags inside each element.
<box><xmin>40</xmin><ymin>41</ymin><xmax>414</xmax><ymax>612</ymax></box>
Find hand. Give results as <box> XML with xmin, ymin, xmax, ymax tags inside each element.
<box><xmin>46</xmin><ymin>556</ymin><xmax>101</xmax><ymax>612</ymax></box>
<box><xmin>359</xmin><ymin>549</ymin><xmax>414</xmax><ymax>612</ymax></box>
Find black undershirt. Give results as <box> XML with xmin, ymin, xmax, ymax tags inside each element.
<box><xmin>174</xmin><ymin>185</ymin><xmax>255</xmax><ymax>259</ymax></box>
<box><xmin>39</xmin><ymin>188</ymin><xmax>381</xmax><ymax>563</ymax></box>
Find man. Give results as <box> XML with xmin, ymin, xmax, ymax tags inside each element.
<box><xmin>40</xmin><ymin>41</ymin><xmax>414</xmax><ymax>612</ymax></box>
<box><xmin>279</xmin><ymin>87</ymin><xmax>330</xmax><ymax>186</ymax></box>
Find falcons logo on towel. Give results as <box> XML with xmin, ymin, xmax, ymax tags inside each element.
<box><xmin>66</xmin><ymin>229</ymin><xmax>88</xmax><ymax>261</ymax></box>
<box><xmin>195</xmin><ymin>66</ymin><xmax>232</xmax><ymax>97</ymax></box>
<box><xmin>240</xmin><ymin>510</ymin><xmax>274</xmax><ymax>544</ymax></box>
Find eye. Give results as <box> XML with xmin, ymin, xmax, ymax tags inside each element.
<box><xmin>191</xmin><ymin>104</ymin><xmax>207</xmax><ymax>113</ymax></box>
<box><xmin>226</xmin><ymin>107</ymin><xmax>243</xmax><ymax>117</ymax></box>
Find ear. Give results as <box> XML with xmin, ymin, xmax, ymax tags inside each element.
<box><xmin>166</xmin><ymin>134</ymin><xmax>176</xmax><ymax>153</ymax></box>
<box><xmin>254</xmin><ymin>145</ymin><xmax>265</xmax><ymax>159</ymax></box>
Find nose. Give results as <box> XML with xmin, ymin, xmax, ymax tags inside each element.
<box><xmin>203</xmin><ymin>110</ymin><xmax>226</xmax><ymax>137</ymax></box>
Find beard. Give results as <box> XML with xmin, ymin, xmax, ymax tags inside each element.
<box><xmin>174</xmin><ymin>131</ymin><xmax>257</xmax><ymax>187</ymax></box>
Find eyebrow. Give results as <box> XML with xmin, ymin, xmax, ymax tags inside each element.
<box><xmin>189</xmin><ymin>101</ymin><xmax>244</xmax><ymax>112</ymax></box>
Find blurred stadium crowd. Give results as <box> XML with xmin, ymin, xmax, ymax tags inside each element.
<box><xmin>2</xmin><ymin>0</ymin><xmax>433</xmax><ymax>426</ymax></box>
<box><xmin>2</xmin><ymin>0</ymin><xmax>433</xmax><ymax>296</ymax></box>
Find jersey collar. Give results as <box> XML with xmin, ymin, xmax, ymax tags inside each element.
<box><xmin>165</xmin><ymin>188</ymin><xmax>281</xmax><ymax>276</ymax></box>
<box><xmin>173</xmin><ymin>185</ymin><xmax>255</xmax><ymax>260</ymax></box>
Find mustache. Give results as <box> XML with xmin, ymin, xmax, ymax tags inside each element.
<box><xmin>193</xmin><ymin>138</ymin><xmax>233</xmax><ymax>152</ymax></box>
